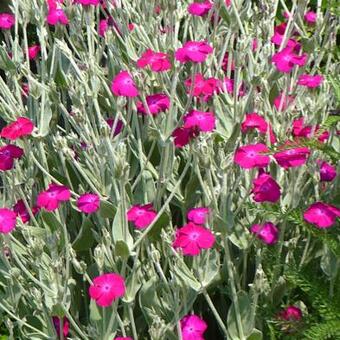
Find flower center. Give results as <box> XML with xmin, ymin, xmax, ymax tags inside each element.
<box><xmin>189</xmin><ymin>232</ymin><xmax>199</xmax><ymax>240</ymax></box>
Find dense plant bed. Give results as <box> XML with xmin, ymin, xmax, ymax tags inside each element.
<box><xmin>0</xmin><ymin>0</ymin><xmax>339</xmax><ymax>339</ymax></box>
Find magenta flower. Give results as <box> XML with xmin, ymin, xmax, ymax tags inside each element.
<box><xmin>273</xmin><ymin>92</ymin><xmax>295</xmax><ymax>111</ymax></box>
<box><xmin>98</xmin><ymin>19</ymin><xmax>109</xmax><ymax>37</ymax></box>
<box><xmin>52</xmin><ymin>317</ymin><xmax>69</xmax><ymax>337</ymax></box>
<box><xmin>13</xmin><ymin>200</ymin><xmax>39</xmax><ymax>224</ymax></box>
<box><xmin>304</xmin><ymin>11</ymin><xmax>317</xmax><ymax>25</ymax></box>
<box><xmin>111</xmin><ymin>71</ymin><xmax>139</xmax><ymax>97</ymax></box>
<box><xmin>47</xmin><ymin>0</ymin><xmax>64</xmax><ymax>10</ymax></box>
<box><xmin>184</xmin><ymin>73</ymin><xmax>220</xmax><ymax>98</ymax></box>
<box><xmin>273</xmin><ymin>145</ymin><xmax>310</xmax><ymax>169</ymax></box>
<box><xmin>271</xmin><ymin>23</ymin><xmax>300</xmax><ymax>49</ymax></box>
<box><xmin>303</xmin><ymin>202</ymin><xmax>340</xmax><ymax>228</ymax></box>
<box><xmin>234</xmin><ymin>143</ymin><xmax>270</xmax><ymax>169</ymax></box>
<box><xmin>77</xmin><ymin>193</ymin><xmax>100</xmax><ymax>214</ymax></box>
<box><xmin>278</xmin><ymin>306</ymin><xmax>302</xmax><ymax>321</ymax></box>
<box><xmin>241</xmin><ymin>112</ymin><xmax>268</xmax><ymax>134</ymax></box>
<box><xmin>137</xmin><ymin>49</ymin><xmax>171</xmax><ymax>72</ymax></box>
<box><xmin>297</xmin><ymin>74</ymin><xmax>324</xmax><ymax>88</ymax></box>
<box><xmin>28</xmin><ymin>45</ymin><xmax>41</xmax><ymax>60</ymax></box>
<box><xmin>175</xmin><ymin>41</ymin><xmax>213</xmax><ymax>63</ymax></box>
<box><xmin>252</xmin><ymin>38</ymin><xmax>258</xmax><ymax>51</ymax></box>
<box><xmin>0</xmin><ymin>13</ymin><xmax>15</xmax><ymax>30</ymax></box>
<box><xmin>1</xmin><ymin>117</ymin><xmax>34</xmax><ymax>140</ymax></box>
<box><xmin>89</xmin><ymin>273</ymin><xmax>125</xmax><ymax>307</ymax></box>
<box><xmin>180</xmin><ymin>314</ymin><xmax>207</xmax><ymax>340</ymax></box>
<box><xmin>0</xmin><ymin>144</ymin><xmax>24</xmax><ymax>171</ymax></box>
<box><xmin>250</xmin><ymin>222</ymin><xmax>279</xmax><ymax>245</ymax></box>
<box><xmin>188</xmin><ymin>1</ymin><xmax>212</xmax><ymax>16</ymax></box>
<box><xmin>127</xmin><ymin>203</ymin><xmax>157</xmax><ymax>229</ymax></box>
<box><xmin>271</xmin><ymin>22</ymin><xmax>287</xmax><ymax>46</ymax></box>
<box><xmin>172</xmin><ymin>127</ymin><xmax>197</xmax><ymax>148</ymax></box>
<box><xmin>272</xmin><ymin>47</ymin><xmax>308</xmax><ymax>73</ymax></box>
<box><xmin>187</xmin><ymin>207</ymin><xmax>210</xmax><ymax>225</ymax></box>
<box><xmin>47</xmin><ymin>9</ymin><xmax>69</xmax><ymax>26</ymax></box>
<box><xmin>37</xmin><ymin>184</ymin><xmax>71</xmax><ymax>211</ymax></box>
<box><xmin>173</xmin><ymin>222</ymin><xmax>215</xmax><ymax>256</ymax></box>
<box><xmin>292</xmin><ymin>117</ymin><xmax>329</xmax><ymax>142</ymax></box>
<box><xmin>136</xmin><ymin>93</ymin><xmax>170</xmax><ymax>115</ymax></box>
<box><xmin>252</xmin><ymin>172</ymin><xmax>281</xmax><ymax>203</ymax></box>
<box><xmin>222</xmin><ymin>77</ymin><xmax>246</xmax><ymax>97</ymax></box>
<box><xmin>106</xmin><ymin>117</ymin><xmax>124</xmax><ymax>136</ymax></box>
<box><xmin>183</xmin><ymin>110</ymin><xmax>216</xmax><ymax>132</ymax></box>
<box><xmin>241</xmin><ymin>113</ymin><xmax>277</xmax><ymax>144</ymax></box>
<box><xmin>318</xmin><ymin>160</ymin><xmax>336</xmax><ymax>182</ymax></box>
<box><xmin>0</xmin><ymin>208</ymin><xmax>17</xmax><ymax>234</ymax></box>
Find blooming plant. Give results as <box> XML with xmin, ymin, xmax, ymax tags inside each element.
<box><xmin>0</xmin><ymin>0</ymin><xmax>339</xmax><ymax>339</ymax></box>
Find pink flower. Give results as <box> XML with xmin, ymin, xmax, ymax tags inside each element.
<box><xmin>47</xmin><ymin>0</ymin><xmax>64</xmax><ymax>10</ymax></box>
<box><xmin>111</xmin><ymin>71</ymin><xmax>139</xmax><ymax>97</ymax></box>
<box><xmin>252</xmin><ymin>38</ymin><xmax>258</xmax><ymax>51</ymax></box>
<box><xmin>225</xmin><ymin>0</ymin><xmax>231</xmax><ymax>6</ymax></box>
<box><xmin>271</xmin><ymin>23</ymin><xmax>299</xmax><ymax>48</ymax></box>
<box><xmin>250</xmin><ymin>222</ymin><xmax>279</xmax><ymax>245</ymax></box>
<box><xmin>0</xmin><ymin>13</ymin><xmax>15</xmax><ymax>30</ymax></box>
<box><xmin>127</xmin><ymin>204</ymin><xmax>157</xmax><ymax>229</ymax></box>
<box><xmin>187</xmin><ymin>207</ymin><xmax>210</xmax><ymax>225</ymax></box>
<box><xmin>303</xmin><ymin>202</ymin><xmax>340</xmax><ymax>228</ymax></box>
<box><xmin>279</xmin><ymin>306</ymin><xmax>302</xmax><ymax>321</ymax></box>
<box><xmin>180</xmin><ymin>314</ymin><xmax>207</xmax><ymax>340</ymax></box>
<box><xmin>47</xmin><ymin>9</ymin><xmax>69</xmax><ymax>26</ymax></box>
<box><xmin>37</xmin><ymin>184</ymin><xmax>71</xmax><ymax>211</ymax></box>
<box><xmin>272</xmin><ymin>47</ymin><xmax>308</xmax><ymax>73</ymax></box>
<box><xmin>273</xmin><ymin>92</ymin><xmax>295</xmax><ymax>111</ymax></box>
<box><xmin>173</xmin><ymin>222</ymin><xmax>215</xmax><ymax>256</ymax></box>
<box><xmin>188</xmin><ymin>1</ymin><xmax>212</xmax><ymax>16</ymax></box>
<box><xmin>297</xmin><ymin>74</ymin><xmax>324</xmax><ymax>88</ymax></box>
<box><xmin>184</xmin><ymin>73</ymin><xmax>220</xmax><ymax>98</ymax></box>
<box><xmin>114</xmin><ymin>338</ymin><xmax>133</xmax><ymax>340</ymax></box>
<box><xmin>222</xmin><ymin>78</ymin><xmax>246</xmax><ymax>97</ymax></box>
<box><xmin>13</xmin><ymin>200</ymin><xmax>39</xmax><ymax>224</ymax></box>
<box><xmin>183</xmin><ymin>110</ymin><xmax>216</xmax><ymax>132</ymax></box>
<box><xmin>1</xmin><ymin>117</ymin><xmax>34</xmax><ymax>140</ymax></box>
<box><xmin>137</xmin><ymin>49</ymin><xmax>171</xmax><ymax>72</ymax></box>
<box><xmin>241</xmin><ymin>113</ymin><xmax>277</xmax><ymax>144</ymax></box>
<box><xmin>106</xmin><ymin>118</ymin><xmax>124</xmax><ymax>136</ymax></box>
<box><xmin>318</xmin><ymin>160</ymin><xmax>336</xmax><ymax>182</ymax></box>
<box><xmin>52</xmin><ymin>317</ymin><xmax>69</xmax><ymax>337</ymax></box>
<box><xmin>175</xmin><ymin>41</ymin><xmax>213</xmax><ymax>63</ymax></box>
<box><xmin>28</xmin><ymin>45</ymin><xmax>41</xmax><ymax>60</ymax></box>
<box><xmin>273</xmin><ymin>144</ymin><xmax>310</xmax><ymax>169</ymax></box>
<box><xmin>234</xmin><ymin>144</ymin><xmax>270</xmax><ymax>169</ymax></box>
<box><xmin>74</xmin><ymin>0</ymin><xmax>101</xmax><ymax>5</ymax></box>
<box><xmin>0</xmin><ymin>208</ymin><xmax>17</xmax><ymax>234</ymax></box>
<box><xmin>77</xmin><ymin>193</ymin><xmax>100</xmax><ymax>214</ymax></box>
<box><xmin>136</xmin><ymin>93</ymin><xmax>170</xmax><ymax>115</ymax></box>
<box><xmin>98</xmin><ymin>19</ymin><xmax>109</xmax><ymax>37</ymax></box>
<box><xmin>89</xmin><ymin>273</ymin><xmax>125</xmax><ymax>307</ymax></box>
<box><xmin>241</xmin><ymin>113</ymin><xmax>268</xmax><ymax>134</ymax></box>
<box><xmin>0</xmin><ymin>144</ymin><xmax>24</xmax><ymax>171</ymax></box>
<box><xmin>292</xmin><ymin>117</ymin><xmax>329</xmax><ymax>142</ymax></box>
<box><xmin>172</xmin><ymin>127</ymin><xmax>197</xmax><ymax>148</ymax></box>
<box><xmin>304</xmin><ymin>11</ymin><xmax>317</xmax><ymax>25</ymax></box>
<box><xmin>252</xmin><ymin>172</ymin><xmax>281</xmax><ymax>203</ymax></box>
